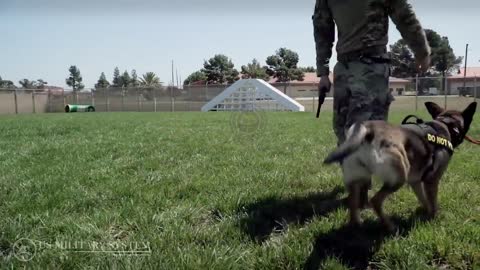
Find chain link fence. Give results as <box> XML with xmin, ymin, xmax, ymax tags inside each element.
<box><xmin>0</xmin><ymin>76</ymin><xmax>478</xmax><ymax>114</ymax></box>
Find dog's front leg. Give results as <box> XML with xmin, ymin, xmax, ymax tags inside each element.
<box><xmin>359</xmin><ymin>180</ymin><xmax>371</xmax><ymax>209</ymax></box>
<box><xmin>346</xmin><ymin>182</ymin><xmax>362</xmax><ymax>227</ymax></box>
<box><xmin>424</xmin><ymin>179</ymin><xmax>440</xmax><ymax>218</ymax></box>
<box><xmin>423</xmin><ymin>158</ymin><xmax>449</xmax><ymax>219</ymax></box>
<box><xmin>347</xmin><ymin>180</ymin><xmax>371</xmax><ymax>209</ymax></box>
<box><xmin>410</xmin><ymin>181</ymin><xmax>431</xmax><ymax>214</ymax></box>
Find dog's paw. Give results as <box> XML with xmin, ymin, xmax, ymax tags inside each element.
<box><xmin>414</xmin><ymin>207</ymin><xmax>437</xmax><ymax>221</ymax></box>
<box><xmin>381</xmin><ymin>219</ymin><xmax>398</xmax><ymax>234</ymax></box>
<box><xmin>347</xmin><ymin>219</ymin><xmax>362</xmax><ymax>229</ymax></box>
<box><xmin>425</xmin><ymin>210</ymin><xmax>438</xmax><ymax>221</ymax></box>
<box><xmin>360</xmin><ymin>200</ymin><xmax>372</xmax><ymax>210</ymax></box>
<box><xmin>414</xmin><ymin>206</ymin><xmax>428</xmax><ymax>216</ymax></box>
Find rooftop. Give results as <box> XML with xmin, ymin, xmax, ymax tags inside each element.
<box><xmin>450</xmin><ymin>67</ymin><xmax>480</xmax><ymax>79</ymax></box>
<box><xmin>268</xmin><ymin>72</ymin><xmax>410</xmax><ymax>84</ymax></box>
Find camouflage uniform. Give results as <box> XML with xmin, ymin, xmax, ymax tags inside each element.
<box><xmin>313</xmin><ymin>0</ymin><xmax>431</xmax><ymax>144</ymax></box>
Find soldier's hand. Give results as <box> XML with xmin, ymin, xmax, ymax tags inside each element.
<box><xmin>318</xmin><ymin>75</ymin><xmax>332</xmax><ymax>93</ymax></box>
<box><xmin>415</xmin><ymin>54</ymin><xmax>431</xmax><ymax>73</ymax></box>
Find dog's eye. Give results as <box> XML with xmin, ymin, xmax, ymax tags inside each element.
<box><xmin>453</xmin><ymin>127</ymin><xmax>460</xmax><ymax>134</ymax></box>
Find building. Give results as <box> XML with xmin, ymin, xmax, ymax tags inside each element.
<box><xmin>184</xmin><ymin>72</ymin><xmax>414</xmax><ymax>100</ymax></box>
<box><xmin>389</xmin><ymin>77</ymin><xmax>411</xmax><ymax>95</ymax></box>
<box><xmin>447</xmin><ymin>67</ymin><xmax>480</xmax><ymax>96</ymax></box>
<box><xmin>268</xmin><ymin>73</ymin><xmax>330</xmax><ymax>98</ymax></box>
<box><xmin>268</xmin><ymin>72</ymin><xmax>411</xmax><ymax>97</ymax></box>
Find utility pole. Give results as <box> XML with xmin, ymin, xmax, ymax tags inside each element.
<box><xmin>463</xmin><ymin>44</ymin><xmax>469</xmax><ymax>96</ymax></box>
<box><xmin>176</xmin><ymin>69</ymin><xmax>179</xmax><ymax>88</ymax></box>
<box><xmin>171</xmin><ymin>60</ymin><xmax>175</xmax><ymax>112</ymax></box>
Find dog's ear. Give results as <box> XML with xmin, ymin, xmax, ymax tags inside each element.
<box><xmin>425</xmin><ymin>102</ymin><xmax>444</xmax><ymax>119</ymax></box>
<box><xmin>462</xmin><ymin>102</ymin><xmax>477</xmax><ymax>133</ymax></box>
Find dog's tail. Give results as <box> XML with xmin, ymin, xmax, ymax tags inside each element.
<box><xmin>323</xmin><ymin>123</ymin><xmax>371</xmax><ymax>164</ymax></box>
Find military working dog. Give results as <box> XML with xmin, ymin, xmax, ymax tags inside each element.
<box><xmin>324</xmin><ymin>102</ymin><xmax>477</xmax><ymax>231</ymax></box>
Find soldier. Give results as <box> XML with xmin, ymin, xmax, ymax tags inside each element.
<box><xmin>313</xmin><ymin>0</ymin><xmax>431</xmax><ymax>206</ymax></box>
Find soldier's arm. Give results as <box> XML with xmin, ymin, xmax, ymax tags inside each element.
<box><xmin>389</xmin><ymin>0</ymin><xmax>431</xmax><ymax>58</ymax></box>
<box><xmin>312</xmin><ymin>0</ymin><xmax>335</xmax><ymax>77</ymax></box>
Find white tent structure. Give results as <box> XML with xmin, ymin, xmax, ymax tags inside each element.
<box><xmin>201</xmin><ymin>79</ymin><xmax>305</xmax><ymax>112</ymax></box>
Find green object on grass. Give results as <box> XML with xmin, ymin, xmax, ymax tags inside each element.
<box><xmin>65</xmin><ymin>104</ymin><xmax>95</xmax><ymax>113</ymax></box>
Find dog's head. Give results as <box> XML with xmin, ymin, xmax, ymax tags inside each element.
<box><xmin>425</xmin><ymin>102</ymin><xmax>477</xmax><ymax>147</ymax></box>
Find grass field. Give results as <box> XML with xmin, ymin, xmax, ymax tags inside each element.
<box><xmin>0</xmin><ymin>110</ymin><xmax>479</xmax><ymax>269</ymax></box>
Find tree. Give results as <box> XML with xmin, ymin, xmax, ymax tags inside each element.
<box><xmin>66</xmin><ymin>65</ymin><xmax>85</xmax><ymax>101</ymax></box>
<box><xmin>95</xmin><ymin>72</ymin><xmax>110</xmax><ymax>89</ymax></box>
<box><xmin>299</xmin><ymin>66</ymin><xmax>316</xmax><ymax>73</ymax></box>
<box><xmin>18</xmin><ymin>79</ymin><xmax>35</xmax><ymax>89</ymax></box>
<box><xmin>112</xmin><ymin>67</ymin><xmax>122</xmax><ymax>88</ymax></box>
<box><xmin>35</xmin><ymin>79</ymin><xmax>48</xmax><ymax>89</ymax></box>
<box><xmin>391</xmin><ymin>30</ymin><xmax>462</xmax><ymax>77</ymax></box>
<box><xmin>121</xmin><ymin>70</ymin><xmax>131</xmax><ymax>87</ymax></box>
<box><xmin>18</xmin><ymin>79</ymin><xmax>47</xmax><ymax>89</ymax></box>
<box><xmin>241</xmin><ymin>59</ymin><xmax>269</xmax><ymax>80</ymax></box>
<box><xmin>265</xmin><ymin>48</ymin><xmax>304</xmax><ymax>93</ymax></box>
<box><xmin>140</xmin><ymin>72</ymin><xmax>162</xmax><ymax>101</ymax></box>
<box><xmin>184</xmin><ymin>71</ymin><xmax>207</xmax><ymax>85</ymax></box>
<box><xmin>265</xmin><ymin>48</ymin><xmax>304</xmax><ymax>82</ymax></box>
<box><xmin>390</xmin><ymin>39</ymin><xmax>440</xmax><ymax>94</ymax></box>
<box><xmin>0</xmin><ymin>76</ymin><xmax>15</xmax><ymax>89</ymax></box>
<box><xmin>426</xmin><ymin>30</ymin><xmax>462</xmax><ymax>94</ymax></box>
<box><xmin>201</xmin><ymin>54</ymin><xmax>239</xmax><ymax>84</ymax></box>
<box><xmin>130</xmin><ymin>69</ymin><xmax>140</xmax><ymax>87</ymax></box>
<box><xmin>426</xmin><ymin>30</ymin><xmax>463</xmax><ymax>76</ymax></box>
<box><xmin>390</xmin><ymin>29</ymin><xmax>462</xmax><ymax>94</ymax></box>
<box><xmin>140</xmin><ymin>72</ymin><xmax>162</xmax><ymax>87</ymax></box>
<box><xmin>390</xmin><ymin>39</ymin><xmax>417</xmax><ymax>78</ymax></box>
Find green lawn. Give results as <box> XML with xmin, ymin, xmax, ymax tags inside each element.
<box><xmin>0</xmin><ymin>111</ymin><xmax>479</xmax><ymax>269</ymax></box>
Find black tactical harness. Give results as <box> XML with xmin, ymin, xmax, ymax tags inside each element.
<box><xmin>401</xmin><ymin>115</ymin><xmax>454</xmax><ymax>156</ymax></box>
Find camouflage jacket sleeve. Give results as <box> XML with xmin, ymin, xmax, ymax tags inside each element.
<box><xmin>389</xmin><ymin>0</ymin><xmax>431</xmax><ymax>58</ymax></box>
<box><xmin>312</xmin><ymin>0</ymin><xmax>335</xmax><ymax>77</ymax></box>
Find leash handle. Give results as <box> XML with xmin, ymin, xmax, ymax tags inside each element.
<box><xmin>401</xmin><ymin>115</ymin><xmax>424</xmax><ymax>125</ymax></box>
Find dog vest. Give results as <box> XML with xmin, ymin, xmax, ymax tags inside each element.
<box><xmin>401</xmin><ymin>115</ymin><xmax>454</xmax><ymax>155</ymax></box>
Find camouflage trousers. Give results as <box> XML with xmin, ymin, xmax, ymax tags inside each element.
<box><xmin>333</xmin><ymin>60</ymin><xmax>394</xmax><ymax>144</ymax></box>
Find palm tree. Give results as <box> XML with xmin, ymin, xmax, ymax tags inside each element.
<box><xmin>140</xmin><ymin>72</ymin><xmax>162</xmax><ymax>87</ymax></box>
<box><xmin>18</xmin><ymin>78</ymin><xmax>49</xmax><ymax>89</ymax></box>
<box><xmin>0</xmin><ymin>76</ymin><xmax>15</xmax><ymax>89</ymax></box>
<box><xmin>19</xmin><ymin>79</ymin><xmax>35</xmax><ymax>89</ymax></box>
<box><xmin>36</xmin><ymin>79</ymin><xmax>48</xmax><ymax>89</ymax></box>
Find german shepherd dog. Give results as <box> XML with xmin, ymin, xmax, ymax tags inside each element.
<box><xmin>324</xmin><ymin>102</ymin><xmax>477</xmax><ymax>231</ymax></box>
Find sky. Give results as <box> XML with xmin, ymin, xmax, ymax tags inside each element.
<box><xmin>1</xmin><ymin>0</ymin><xmax>479</xmax><ymax>89</ymax></box>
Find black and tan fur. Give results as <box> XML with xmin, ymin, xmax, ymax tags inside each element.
<box><xmin>324</xmin><ymin>102</ymin><xmax>477</xmax><ymax>231</ymax></box>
